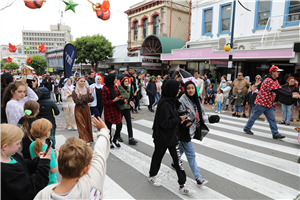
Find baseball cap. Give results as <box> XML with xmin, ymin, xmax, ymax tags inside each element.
<box><xmin>269</xmin><ymin>65</ymin><xmax>283</xmax><ymax>73</ymax></box>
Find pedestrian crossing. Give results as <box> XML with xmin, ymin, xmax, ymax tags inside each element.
<box><xmin>55</xmin><ymin>113</ymin><xmax>299</xmax><ymax>199</ymax></box>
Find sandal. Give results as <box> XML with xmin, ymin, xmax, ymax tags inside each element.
<box><xmin>297</xmin><ymin>118</ymin><xmax>300</xmax><ymax>122</ymax></box>
<box><xmin>279</xmin><ymin>121</ymin><xmax>285</xmax><ymax>124</ymax></box>
<box><xmin>286</xmin><ymin>122</ymin><xmax>290</xmax><ymax>126</ymax></box>
<box><xmin>290</xmin><ymin>118</ymin><xmax>294</xmax><ymax>122</ymax></box>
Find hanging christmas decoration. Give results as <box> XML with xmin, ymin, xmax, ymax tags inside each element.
<box><xmin>24</xmin><ymin>46</ymin><xmax>31</xmax><ymax>51</ymax></box>
<box><xmin>24</xmin><ymin>0</ymin><xmax>46</xmax><ymax>9</ymax></box>
<box><xmin>26</xmin><ymin>57</ymin><xmax>32</xmax><ymax>63</ymax></box>
<box><xmin>7</xmin><ymin>57</ymin><xmax>12</xmax><ymax>63</ymax></box>
<box><xmin>63</xmin><ymin>0</ymin><xmax>78</xmax><ymax>13</ymax></box>
<box><xmin>8</xmin><ymin>43</ymin><xmax>18</xmax><ymax>52</ymax></box>
<box><xmin>88</xmin><ymin>0</ymin><xmax>110</xmax><ymax>21</ymax></box>
<box><xmin>33</xmin><ymin>43</ymin><xmax>46</xmax><ymax>53</ymax></box>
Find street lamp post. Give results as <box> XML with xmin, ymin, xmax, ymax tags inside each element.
<box><xmin>227</xmin><ymin>0</ymin><xmax>236</xmax><ymax>82</ymax></box>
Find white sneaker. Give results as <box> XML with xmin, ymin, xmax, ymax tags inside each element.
<box><xmin>196</xmin><ymin>178</ymin><xmax>208</xmax><ymax>187</ymax></box>
<box><xmin>221</xmin><ymin>110</ymin><xmax>226</xmax><ymax>113</ymax></box>
<box><xmin>56</xmin><ymin>102</ymin><xmax>60</xmax><ymax>105</ymax></box>
<box><xmin>215</xmin><ymin>110</ymin><xmax>218</xmax><ymax>113</ymax></box>
<box><xmin>73</xmin><ymin>127</ymin><xmax>77</xmax><ymax>130</ymax></box>
<box><xmin>67</xmin><ymin>127</ymin><xmax>72</xmax><ymax>130</ymax></box>
<box><xmin>179</xmin><ymin>185</ymin><xmax>195</xmax><ymax>195</ymax></box>
<box><xmin>218</xmin><ymin>111</ymin><xmax>220</xmax><ymax>114</ymax></box>
<box><xmin>148</xmin><ymin>176</ymin><xmax>162</xmax><ymax>187</ymax></box>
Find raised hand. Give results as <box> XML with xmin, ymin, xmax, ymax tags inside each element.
<box><xmin>90</xmin><ymin>88</ymin><xmax>95</xmax><ymax>94</ymax></box>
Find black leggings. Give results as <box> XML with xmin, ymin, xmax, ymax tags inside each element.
<box><xmin>149</xmin><ymin>143</ymin><xmax>186</xmax><ymax>185</ymax></box>
<box><xmin>105</xmin><ymin>120</ymin><xmax>121</xmax><ymax>143</ymax></box>
<box><xmin>120</xmin><ymin>109</ymin><xmax>133</xmax><ymax>138</ymax></box>
<box><xmin>56</xmin><ymin>94</ymin><xmax>62</xmax><ymax>102</ymax></box>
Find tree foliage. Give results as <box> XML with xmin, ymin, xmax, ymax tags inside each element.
<box><xmin>72</xmin><ymin>34</ymin><xmax>114</xmax><ymax>71</ymax></box>
<box><xmin>4</xmin><ymin>62</ymin><xmax>19</xmax><ymax>70</ymax></box>
<box><xmin>26</xmin><ymin>55</ymin><xmax>47</xmax><ymax>73</ymax></box>
<box><xmin>1</xmin><ymin>60</ymin><xmax>4</xmax><ymax>69</ymax></box>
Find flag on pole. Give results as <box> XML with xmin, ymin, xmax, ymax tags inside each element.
<box><xmin>178</xmin><ymin>69</ymin><xmax>200</xmax><ymax>96</ymax></box>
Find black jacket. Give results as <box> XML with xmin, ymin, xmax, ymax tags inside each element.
<box><xmin>87</xmin><ymin>77</ymin><xmax>95</xmax><ymax>85</ymax></box>
<box><xmin>1</xmin><ymin>153</ymin><xmax>50</xmax><ymax>200</ymax></box>
<box><xmin>246</xmin><ymin>92</ymin><xmax>258</xmax><ymax>105</ymax></box>
<box><xmin>146</xmin><ymin>82</ymin><xmax>156</xmax><ymax>97</ymax></box>
<box><xmin>278</xmin><ymin>84</ymin><xmax>299</xmax><ymax>105</ymax></box>
<box><xmin>152</xmin><ymin>101</ymin><xmax>181</xmax><ymax>146</ymax></box>
<box><xmin>37</xmin><ymin>87</ymin><xmax>60</xmax><ymax>128</ymax></box>
<box><xmin>42</xmin><ymin>77</ymin><xmax>53</xmax><ymax>92</ymax></box>
<box><xmin>18</xmin><ymin>117</ymin><xmax>38</xmax><ymax>160</ymax></box>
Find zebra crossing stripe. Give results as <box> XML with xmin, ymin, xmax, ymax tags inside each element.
<box><xmin>103</xmin><ymin>175</ymin><xmax>135</xmax><ymax>199</ymax></box>
<box><xmin>210</xmin><ymin>117</ymin><xmax>297</xmax><ymax>137</ymax></box>
<box><xmin>123</xmin><ymin>123</ymin><xmax>298</xmax><ymax>199</ymax></box>
<box><xmin>133</xmin><ymin>120</ymin><xmax>298</xmax><ymax>156</ymax></box>
<box><xmin>109</xmin><ymin>138</ymin><xmax>230</xmax><ymax>199</ymax></box>
<box><xmin>206</xmin><ymin>112</ymin><xmax>298</xmax><ymax>131</ymax></box>
<box><xmin>209</xmin><ymin>123</ymin><xmax>298</xmax><ymax>145</ymax></box>
<box><xmin>132</xmin><ymin>120</ymin><xmax>299</xmax><ymax>176</ymax></box>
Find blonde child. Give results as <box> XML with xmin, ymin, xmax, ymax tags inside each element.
<box><xmin>17</xmin><ymin>100</ymin><xmax>40</xmax><ymax>160</ymax></box>
<box><xmin>29</xmin><ymin>118</ymin><xmax>59</xmax><ymax>185</ymax></box>
<box><xmin>215</xmin><ymin>89</ymin><xmax>223</xmax><ymax>113</ymax></box>
<box><xmin>233</xmin><ymin>88</ymin><xmax>245</xmax><ymax>118</ymax></box>
<box><xmin>1</xmin><ymin>124</ymin><xmax>51</xmax><ymax>200</ymax></box>
<box><xmin>2</xmin><ymin>80</ymin><xmax>38</xmax><ymax>126</ymax></box>
<box><xmin>35</xmin><ymin>117</ymin><xmax>110</xmax><ymax>200</ymax></box>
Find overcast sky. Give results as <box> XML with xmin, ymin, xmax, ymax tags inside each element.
<box><xmin>0</xmin><ymin>0</ymin><xmax>142</xmax><ymax>47</ymax></box>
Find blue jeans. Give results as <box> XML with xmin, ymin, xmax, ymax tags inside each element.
<box><xmin>153</xmin><ymin>92</ymin><xmax>161</xmax><ymax>106</ymax></box>
<box><xmin>281</xmin><ymin>104</ymin><xmax>294</xmax><ymax>122</ymax></box>
<box><xmin>90</xmin><ymin>107</ymin><xmax>103</xmax><ymax>118</ymax></box>
<box><xmin>216</xmin><ymin>102</ymin><xmax>221</xmax><ymax>111</ymax></box>
<box><xmin>178</xmin><ymin>141</ymin><xmax>201</xmax><ymax>180</ymax></box>
<box><xmin>49</xmin><ymin>91</ymin><xmax>52</xmax><ymax>100</ymax></box>
<box><xmin>235</xmin><ymin>106</ymin><xmax>242</xmax><ymax>113</ymax></box>
<box><xmin>244</xmin><ymin>105</ymin><xmax>279</xmax><ymax>136</ymax></box>
<box><xmin>248</xmin><ymin>104</ymin><xmax>255</xmax><ymax>118</ymax></box>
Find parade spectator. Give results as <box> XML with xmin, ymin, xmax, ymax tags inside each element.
<box><xmin>131</xmin><ymin>72</ymin><xmax>140</xmax><ymax>113</ymax></box>
<box><xmin>215</xmin><ymin>89</ymin><xmax>223</xmax><ymax>113</ymax></box>
<box><xmin>72</xmin><ymin>77</ymin><xmax>95</xmax><ymax>143</ymax></box>
<box><xmin>292</xmin><ymin>69</ymin><xmax>300</xmax><ymax>82</ymax></box>
<box><xmin>1</xmin><ymin>73</ymin><xmax>14</xmax><ymax>124</ymax></box>
<box><xmin>42</xmin><ymin>73</ymin><xmax>54</xmax><ymax>99</ymax></box>
<box><xmin>3</xmin><ymin>80</ymin><xmax>38</xmax><ymax>126</ymax></box>
<box><xmin>1</xmin><ymin>124</ymin><xmax>51</xmax><ymax>200</ymax></box>
<box><xmin>152</xmin><ymin>77</ymin><xmax>162</xmax><ymax>107</ymax></box>
<box><xmin>118</xmin><ymin>77</ymin><xmax>138</xmax><ymax>145</ymax></box>
<box><xmin>146</xmin><ymin>76</ymin><xmax>157</xmax><ymax>112</ymax></box>
<box><xmin>29</xmin><ymin>119</ymin><xmax>59</xmax><ymax>185</ymax></box>
<box><xmin>278</xmin><ymin>76</ymin><xmax>299</xmax><ymax>125</ymax></box>
<box><xmin>86</xmin><ymin>71</ymin><xmax>95</xmax><ymax>85</ymax></box>
<box><xmin>206</xmin><ymin>84</ymin><xmax>215</xmax><ymax>105</ymax></box>
<box><xmin>251</xmin><ymin>75</ymin><xmax>262</xmax><ymax>88</ymax></box>
<box><xmin>246</xmin><ymin>85</ymin><xmax>258</xmax><ymax>118</ymax></box>
<box><xmin>53</xmin><ymin>75</ymin><xmax>62</xmax><ymax>104</ymax></box>
<box><xmin>176</xmin><ymin>81</ymin><xmax>211</xmax><ymax>187</ymax></box>
<box><xmin>102</xmin><ymin>73</ymin><xmax>123</xmax><ymax>148</ymax></box>
<box><xmin>74</xmin><ymin>71</ymin><xmax>81</xmax><ymax>82</ymax></box>
<box><xmin>37</xmin><ymin>87</ymin><xmax>60</xmax><ymax>148</ymax></box>
<box><xmin>244</xmin><ymin>66</ymin><xmax>300</xmax><ymax>139</ymax></box>
<box><xmin>17</xmin><ymin>100</ymin><xmax>39</xmax><ymax>160</ymax></box>
<box><xmin>135</xmin><ymin>74</ymin><xmax>143</xmax><ymax>111</ymax></box>
<box><xmin>89</xmin><ymin>75</ymin><xmax>104</xmax><ymax>120</ymax></box>
<box><xmin>232</xmin><ymin>72</ymin><xmax>250</xmax><ymax>117</ymax></box>
<box><xmin>148</xmin><ymin>79</ymin><xmax>194</xmax><ymax>195</ymax></box>
<box><xmin>219</xmin><ymin>75</ymin><xmax>231</xmax><ymax>112</ymax></box>
<box><xmin>233</xmin><ymin>88</ymin><xmax>245</xmax><ymax>118</ymax></box>
<box><xmin>34</xmin><ymin>117</ymin><xmax>110</xmax><ymax>200</ymax></box>
<box><xmin>194</xmin><ymin>71</ymin><xmax>204</xmax><ymax>98</ymax></box>
<box><xmin>61</xmin><ymin>78</ymin><xmax>77</xmax><ymax>130</ymax></box>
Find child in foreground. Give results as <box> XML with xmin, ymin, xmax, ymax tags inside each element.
<box><xmin>34</xmin><ymin>117</ymin><xmax>110</xmax><ymax>200</ymax></box>
<box><xmin>1</xmin><ymin>124</ymin><xmax>51</xmax><ymax>200</ymax></box>
<box><xmin>29</xmin><ymin>118</ymin><xmax>58</xmax><ymax>185</ymax></box>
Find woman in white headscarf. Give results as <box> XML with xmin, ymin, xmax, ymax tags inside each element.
<box><xmin>72</xmin><ymin>76</ymin><xmax>94</xmax><ymax>142</ymax></box>
<box><xmin>61</xmin><ymin>78</ymin><xmax>77</xmax><ymax>130</ymax></box>
<box><xmin>89</xmin><ymin>75</ymin><xmax>104</xmax><ymax>119</ymax></box>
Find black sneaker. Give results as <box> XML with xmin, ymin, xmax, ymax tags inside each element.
<box><xmin>138</xmin><ymin>108</ymin><xmax>142</xmax><ymax>111</ymax></box>
<box><xmin>236</xmin><ymin>114</ymin><xmax>240</xmax><ymax>118</ymax></box>
<box><xmin>150</xmin><ymin>109</ymin><xmax>155</xmax><ymax>113</ymax></box>
<box><xmin>242</xmin><ymin>113</ymin><xmax>247</xmax><ymax>118</ymax></box>
<box><xmin>129</xmin><ymin>138</ymin><xmax>138</xmax><ymax>145</ymax></box>
<box><xmin>273</xmin><ymin>134</ymin><xmax>285</xmax><ymax>139</ymax></box>
<box><xmin>196</xmin><ymin>178</ymin><xmax>208</xmax><ymax>187</ymax></box>
<box><xmin>171</xmin><ymin>163</ymin><xmax>176</xmax><ymax>170</ymax></box>
<box><xmin>110</xmin><ymin>143</ymin><xmax>114</xmax><ymax>149</ymax></box>
<box><xmin>118</xmin><ymin>137</ymin><xmax>123</xmax><ymax>142</ymax></box>
<box><xmin>232</xmin><ymin>113</ymin><xmax>236</xmax><ymax>116</ymax></box>
<box><xmin>113</xmin><ymin>140</ymin><xmax>121</xmax><ymax>147</ymax></box>
<box><xmin>243</xmin><ymin>128</ymin><xmax>254</xmax><ymax>135</ymax></box>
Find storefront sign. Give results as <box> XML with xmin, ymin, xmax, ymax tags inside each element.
<box><xmin>142</xmin><ymin>58</ymin><xmax>162</xmax><ymax>63</ymax></box>
<box><xmin>161</xmin><ymin>48</ymin><xmax>294</xmax><ymax>60</ymax></box>
<box><xmin>210</xmin><ymin>60</ymin><xmax>228</xmax><ymax>65</ymax></box>
<box><xmin>47</xmin><ymin>68</ymin><xmax>53</xmax><ymax>72</ymax></box>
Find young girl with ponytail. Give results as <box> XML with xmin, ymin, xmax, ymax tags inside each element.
<box><xmin>17</xmin><ymin>100</ymin><xmax>40</xmax><ymax>160</ymax></box>
<box><xmin>29</xmin><ymin>118</ymin><xmax>59</xmax><ymax>185</ymax></box>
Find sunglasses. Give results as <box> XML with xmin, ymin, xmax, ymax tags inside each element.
<box><xmin>238</xmin><ymin>75</ymin><xmax>242</xmax><ymax>76</ymax></box>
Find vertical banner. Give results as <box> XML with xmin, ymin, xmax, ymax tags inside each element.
<box><xmin>63</xmin><ymin>43</ymin><xmax>77</xmax><ymax>78</ymax></box>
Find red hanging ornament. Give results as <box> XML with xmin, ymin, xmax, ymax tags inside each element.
<box><xmin>27</xmin><ymin>57</ymin><xmax>32</xmax><ymax>63</ymax></box>
<box><xmin>7</xmin><ymin>57</ymin><xmax>12</xmax><ymax>62</ymax></box>
<box><xmin>24</xmin><ymin>0</ymin><xmax>46</xmax><ymax>9</ymax></box>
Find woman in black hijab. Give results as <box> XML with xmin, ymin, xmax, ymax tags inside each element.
<box><xmin>102</xmin><ymin>73</ymin><xmax>124</xmax><ymax>148</ymax></box>
<box><xmin>148</xmin><ymin>79</ymin><xmax>194</xmax><ymax>195</ymax></box>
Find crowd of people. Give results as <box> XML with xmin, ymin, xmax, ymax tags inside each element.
<box><xmin>1</xmin><ymin>65</ymin><xmax>300</xmax><ymax>199</ymax></box>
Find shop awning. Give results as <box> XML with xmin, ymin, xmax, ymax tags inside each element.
<box><xmin>140</xmin><ymin>35</ymin><xmax>185</xmax><ymax>56</ymax></box>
